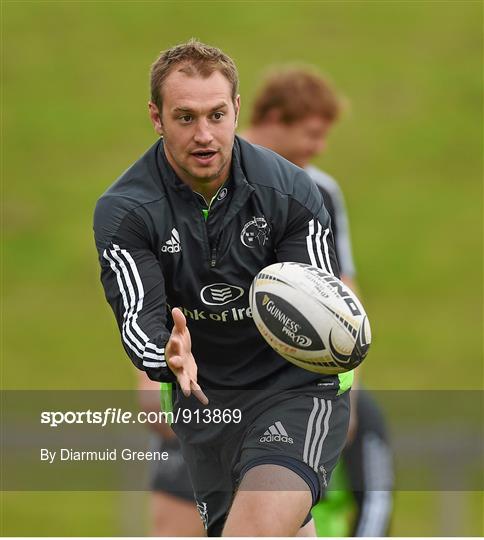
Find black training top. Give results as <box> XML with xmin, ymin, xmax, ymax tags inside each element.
<box><xmin>94</xmin><ymin>136</ymin><xmax>344</xmax><ymax>397</ymax></box>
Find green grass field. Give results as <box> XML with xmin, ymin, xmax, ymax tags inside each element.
<box><xmin>2</xmin><ymin>1</ymin><xmax>482</xmax><ymax>536</ymax></box>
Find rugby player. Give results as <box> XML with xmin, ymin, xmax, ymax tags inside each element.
<box><xmin>140</xmin><ymin>66</ymin><xmax>394</xmax><ymax>537</ymax></box>
<box><xmin>244</xmin><ymin>67</ymin><xmax>394</xmax><ymax>536</ymax></box>
<box><xmin>94</xmin><ymin>40</ymin><xmax>351</xmax><ymax>536</ymax></box>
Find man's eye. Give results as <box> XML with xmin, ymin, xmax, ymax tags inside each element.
<box><xmin>179</xmin><ymin>115</ymin><xmax>192</xmax><ymax>123</ymax></box>
<box><xmin>212</xmin><ymin>112</ymin><xmax>224</xmax><ymax>121</ymax></box>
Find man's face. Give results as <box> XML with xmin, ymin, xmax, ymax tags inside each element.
<box><xmin>149</xmin><ymin>69</ymin><xmax>239</xmax><ymax>187</ymax></box>
<box><xmin>272</xmin><ymin>115</ymin><xmax>333</xmax><ymax>168</ymax></box>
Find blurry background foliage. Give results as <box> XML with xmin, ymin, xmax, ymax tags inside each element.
<box><xmin>1</xmin><ymin>0</ymin><xmax>482</xmax><ymax>536</ymax></box>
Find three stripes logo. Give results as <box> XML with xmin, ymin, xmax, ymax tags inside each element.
<box><xmin>259</xmin><ymin>421</ymin><xmax>294</xmax><ymax>444</ymax></box>
<box><xmin>161</xmin><ymin>228</ymin><xmax>181</xmax><ymax>253</ymax></box>
<box><xmin>303</xmin><ymin>398</ymin><xmax>332</xmax><ymax>474</ymax></box>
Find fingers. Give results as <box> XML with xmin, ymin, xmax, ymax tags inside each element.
<box><xmin>171</xmin><ymin>307</ymin><xmax>187</xmax><ymax>333</ymax></box>
<box><xmin>171</xmin><ymin>368</ymin><xmax>209</xmax><ymax>404</ymax></box>
<box><xmin>178</xmin><ymin>372</ymin><xmax>192</xmax><ymax>398</ymax></box>
<box><xmin>167</xmin><ymin>354</ymin><xmax>184</xmax><ymax>370</ymax></box>
<box><xmin>191</xmin><ymin>380</ymin><xmax>209</xmax><ymax>405</ymax></box>
<box><xmin>166</xmin><ymin>325</ymin><xmax>207</xmax><ymax>404</ymax></box>
<box><xmin>178</xmin><ymin>377</ymin><xmax>208</xmax><ymax>405</ymax></box>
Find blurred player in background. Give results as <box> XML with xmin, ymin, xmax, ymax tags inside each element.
<box><xmin>244</xmin><ymin>68</ymin><xmax>355</xmax><ymax>291</ymax></box>
<box><xmin>311</xmin><ymin>388</ymin><xmax>393</xmax><ymax>537</ymax></box>
<box><xmin>138</xmin><ymin>372</ymin><xmax>204</xmax><ymax>537</ymax></box>
<box><xmin>243</xmin><ymin>67</ymin><xmax>394</xmax><ymax>536</ymax></box>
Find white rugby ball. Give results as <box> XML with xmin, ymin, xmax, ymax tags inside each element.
<box><xmin>249</xmin><ymin>262</ymin><xmax>371</xmax><ymax>374</ymax></box>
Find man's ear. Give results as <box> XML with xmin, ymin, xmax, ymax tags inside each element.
<box><xmin>234</xmin><ymin>95</ymin><xmax>241</xmax><ymax>127</ymax></box>
<box><xmin>148</xmin><ymin>101</ymin><xmax>163</xmax><ymax>136</ymax></box>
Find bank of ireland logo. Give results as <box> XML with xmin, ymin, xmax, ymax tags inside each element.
<box><xmin>161</xmin><ymin>228</ymin><xmax>181</xmax><ymax>253</ymax></box>
<box><xmin>200</xmin><ymin>283</ymin><xmax>244</xmax><ymax>305</ymax></box>
<box><xmin>240</xmin><ymin>216</ymin><xmax>270</xmax><ymax>248</ymax></box>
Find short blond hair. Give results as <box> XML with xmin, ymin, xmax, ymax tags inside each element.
<box><xmin>150</xmin><ymin>39</ymin><xmax>239</xmax><ymax>111</ymax></box>
<box><xmin>251</xmin><ymin>67</ymin><xmax>341</xmax><ymax>125</ymax></box>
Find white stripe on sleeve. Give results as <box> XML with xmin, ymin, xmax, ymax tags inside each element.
<box><xmin>321</xmin><ymin>228</ymin><xmax>334</xmax><ymax>275</ymax></box>
<box><xmin>306</xmin><ymin>220</ymin><xmax>318</xmax><ymax>266</ymax></box>
<box><xmin>306</xmin><ymin>219</ymin><xmax>335</xmax><ymax>275</ymax></box>
<box><xmin>103</xmin><ymin>245</ymin><xmax>166</xmax><ymax>368</ymax></box>
<box><xmin>103</xmin><ymin>250</ymin><xmax>146</xmax><ymax>359</ymax></box>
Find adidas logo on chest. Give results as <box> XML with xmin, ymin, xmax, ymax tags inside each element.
<box><xmin>161</xmin><ymin>228</ymin><xmax>182</xmax><ymax>254</ymax></box>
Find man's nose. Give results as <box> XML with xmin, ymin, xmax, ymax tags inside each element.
<box><xmin>193</xmin><ymin>120</ymin><xmax>213</xmax><ymax>145</ymax></box>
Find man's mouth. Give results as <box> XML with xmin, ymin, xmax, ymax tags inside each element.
<box><xmin>191</xmin><ymin>149</ymin><xmax>218</xmax><ymax>164</ymax></box>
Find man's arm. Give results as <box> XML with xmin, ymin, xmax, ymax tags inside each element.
<box><xmin>95</xmin><ymin>208</ymin><xmax>175</xmax><ymax>382</ymax></box>
<box><xmin>307</xmin><ymin>167</ymin><xmax>357</xmax><ymax>282</ymax></box>
<box><xmin>323</xmin><ymin>180</ymin><xmax>356</xmax><ymax>282</ymax></box>
<box><xmin>94</xmin><ymin>203</ymin><xmax>208</xmax><ymax>403</ymax></box>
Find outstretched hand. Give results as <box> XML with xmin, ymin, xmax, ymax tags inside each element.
<box><xmin>166</xmin><ymin>307</ymin><xmax>209</xmax><ymax>405</ymax></box>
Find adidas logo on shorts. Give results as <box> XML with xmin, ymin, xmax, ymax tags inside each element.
<box><xmin>259</xmin><ymin>421</ymin><xmax>293</xmax><ymax>444</ymax></box>
<box><xmin>161</xmin><ymin>228</ymin><xmax>182</xmax><ymax>253</ymax></box>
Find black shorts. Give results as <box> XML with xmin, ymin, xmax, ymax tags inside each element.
<box><xmin>178</xmin><ymin>389</ymin><xmax>350</xmax><ymax>536</ymax></box>
<box><xmin>149</xmin><ymin>435</ymin><xmax>195</xmax><ymax>502</ymax></box>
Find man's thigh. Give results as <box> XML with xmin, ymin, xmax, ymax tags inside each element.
<box><xmin>223</xmin><ymin>465</ymin><xmax>312</xmax><ymax>537</ymax></box>
<box><xmin>236</xmin><ymin>391</ymin><xmax>350</xmax><ymax>498</ymax></box>
<box><xmin>225</xmin><ymin>391</ymin><xmax>350</xmax><ymax>536</ymax></box>
<box><xmin>150</xmin><ymin>491</ymin><xmax>205</xmax><ymax>537</ymax></box>
<box><xmin>180</xmin><ymin>391</ymin><xmax>350</xmax><ymax>537</ymax></box>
